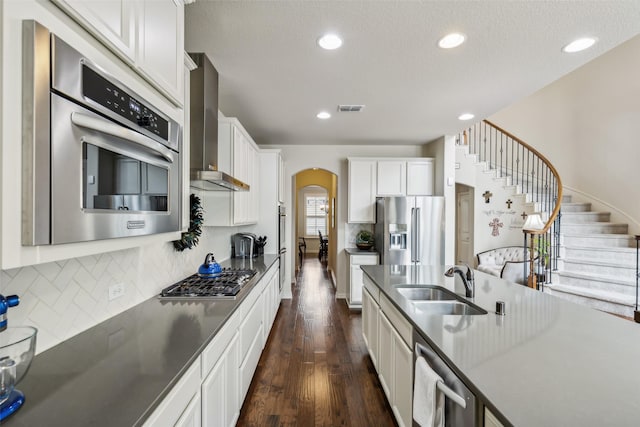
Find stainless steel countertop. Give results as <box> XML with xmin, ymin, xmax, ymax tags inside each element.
<box><xmin>5</xmin><ymin>254</ymin><xmax>280</xmax><ymax>427</ymax></box>
<box><xmin>361</xmin><ymin>264</ymin><xmax>640</xmax><ymax>427</ymax></box>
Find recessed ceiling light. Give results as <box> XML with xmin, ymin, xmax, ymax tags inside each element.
<box><xmin>438</xmin><ymin>33</ymin><xmax>466</xmax><ymax>49</ymax></box>
<box><xmin>317</xmin><ymin>111</ymin><xmax>331</xmax><ymax>120</ymax></box>
<box><xmin>317</xmin><ymin>34</ymin><xmax>343</xmax><ymax>50</ymax></box>
<box><xmin>562</xmin><ymin>37</ymin><xmax>597</xmax><ymax>53</ymax></box>
<box><xmin>458</xmin><ymin>113</ymin><xmax>475</xmax><ymax>121</ymax></box>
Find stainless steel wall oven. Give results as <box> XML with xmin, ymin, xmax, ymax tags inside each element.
<box><xmin>22</xmin><ymin>21</ymin><xmax>181</xmax><ymax>245</ymax></box>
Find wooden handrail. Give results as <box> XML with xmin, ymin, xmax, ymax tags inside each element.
<box><xmin>483</xmin><ymin>120</ymin><xmax>563</xmax><ymax>235</ymax></box>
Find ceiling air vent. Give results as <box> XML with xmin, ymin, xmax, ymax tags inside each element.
<box><xmin>337</xmin><ymin>104</ymin><xmax>365</xmax><ymax>112</ymax></box>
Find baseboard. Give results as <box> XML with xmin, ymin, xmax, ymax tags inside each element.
<box><xmin>329</xmin><ymin>268</ymin><xmax>337</xmax><ymax>289</ymax></box>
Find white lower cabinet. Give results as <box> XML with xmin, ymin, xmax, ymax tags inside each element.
<box><xmin>175</xmin><ymin>391</ymin><xmax>202</xmax><ymax>427</ymax></box>
<box><xmin>362</xmin><ymin>286</ymin><xmax>380</xmax><ymax>369</ymax></box>
<box><xmin>142</xmin><ymin>359</ymin><xmax>202</xmax><ymax>427</ymax></box>
<box><xmin>145</xmin><ymin>262</ymin><xmax>279</xmax><ymax>427</ymax></box>
<box><xmin>392</xmin><ymin>327</ymin><xmax>413</xmax><ymax>427</ymax></box>
<box><xmin>378</xmin><ymin>312</ymin><xmax>394</xmax><ymax>399</ymax></box>
<box><xmin>362</xmin><ymin>278</ymin><xmax>413</xmax><ymax>427</ymax></box>
<box><xmin>202</xmin><ymin>331</ymin><xmax>240</xmax><ymax>427</ymax></box>
<box><xmin>347</xmin><ymin>253</ymin><xmax>378</xmax><ymax>307</ymax></box>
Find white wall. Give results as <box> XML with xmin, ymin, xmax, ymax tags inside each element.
<box><xmin>265</xmin><ymin>144</ymin><xmax>424</xmax><ymax>299</ymax></box>
<box><xmin>423</xmin><ymin>136</ymin><xmax>456</xmax><ymax>265</ymax></box>
<box><xmin>490</xmin><ymin>34</ymin><xmax>640</xmax><ymax>234</ymax></box>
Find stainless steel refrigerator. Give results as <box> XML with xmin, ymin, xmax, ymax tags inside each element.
<box><xmin>374</xmin><ymin>196</ymin><xmax>445</xmax><ymax>265</ymax></box>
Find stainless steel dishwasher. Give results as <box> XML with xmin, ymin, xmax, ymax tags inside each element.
<box><xmin>413</xmin><ymin>331</ymin><xmax>478</xmax><ymax>427</ymax></box>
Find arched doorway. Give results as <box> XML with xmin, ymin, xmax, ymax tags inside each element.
<box><xmin>293</xmin><ymin>169</ymin><xmax>338</xmax><ymax>280</ymax></box>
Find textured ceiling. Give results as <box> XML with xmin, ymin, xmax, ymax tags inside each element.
<box><xmin>185</xmin><ymin>1</ymin><xmax>640</xmax><ymax>146</ymax></box>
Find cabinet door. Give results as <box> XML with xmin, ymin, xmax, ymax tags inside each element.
<box><xmin>52</xmin><ymin>0</ymin><xmax>137</xmax><ymax>60</ymax></box>
<box><xmin>350</xmin><ymin>265</ymin><xmax>364</xmax><ymax>304</ymax></box>
<box><xmin>392</xmin><ymin>329</ymin><xmax>413</xmax><ymax>427</ymax></box>
<box><xmin>248</xmin><ymin>144</ymin><xmax>259</xmax><ymax>223</ymax></box>
<box><xmin>377</xmin><ymin>161</ymin><xmax>407</xmax><ymax>196</ymax></box>
<box><xmin>175</xmin><ymin>391</ymin><xmax>201</xmax><ymax>427</ymax></box>
<box><xmin>378</xmin><ymin>312</ymin><xmax>393</xmax><ymax>401</ymax></box>
<box><xmin>349</xmin><ymin>255</ymin><xmax>378</xmax><ymax>305</ymax></box>
<box><xmin>407</xmin><ymin>160</ymin><xmax>434</xmax><ymax>196</ymax></box>
<box><xmin>138</xmin><ymin>0</ymin><xmax>185</xmax><ymax>104</ymax></box>
<box><xmin>202</xmin><ymin>351</ymin><xmax>226</xmax><ymax>427</ymax></box>
<box><xmin>277</xmin><ymin>154</ymin><xmax>285</xmax><ymax>204</ymax></box>
<box><xmin>348</xmin><ymin>159</ymin><xmax>376</xmax><ymax>223</ymax></box>
<box><xmin>362</xmin><ymin>287</ymin><xmax>380</xmax><ymax>369</ymax></box>
<box><xmin>226</xmin><ymin>333</ymin><xmax>241</xmax><ymax>427</ymax></box>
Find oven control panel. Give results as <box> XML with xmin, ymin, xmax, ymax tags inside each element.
<box><xmin>81</xmin><ymin>64</ymin><xmax>169</xmax><ymax>142</ymax></box>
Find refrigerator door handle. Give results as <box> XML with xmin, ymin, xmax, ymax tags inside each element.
<box><xmin>410</xmin><ymin>207</ymin><xmax>417</xmax><ymax>262</ymax></box>
<box><xmin>414</xmin><ymin>207</ymin><xmax>421</xmax><ymax>262</ymax></box>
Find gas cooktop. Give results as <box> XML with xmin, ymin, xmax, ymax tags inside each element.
<box><xmin>160</xmin><ymin>268</ymin><xmax>257</xmax><ymax>299</ymax></box>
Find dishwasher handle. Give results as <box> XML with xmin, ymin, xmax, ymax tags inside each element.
<box><xmin>415</xmin><ymin>343</ymin><xmax>467</xmax><ymax>409</ymax></box>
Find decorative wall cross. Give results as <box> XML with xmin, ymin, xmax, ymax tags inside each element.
<box><xmin>489</xmin><ymin>218</ymin><xmax>503</xmax><ymax>236</ymax></box>
<box><xmin>506</xmin><ymin>199</ymin><xmax>513</xmax><ymax>209</ymax></box>
<box><xmin>482</xmin><ymin>191</ymin><xmax>493</xmax><ymax>203</ymax></box>
<box><xmin>521</xmin><ymin>212</ymin><xmax>528</xmax><ymax>220</ymax></box>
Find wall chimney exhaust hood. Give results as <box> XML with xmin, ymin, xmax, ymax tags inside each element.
<box><xmin>188</xmin><ymin>53</ymin><xmax>249</xmax><ymax>192</ymax></box>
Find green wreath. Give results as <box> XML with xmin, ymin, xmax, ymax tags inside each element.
<box><xmin>173</xmin><ymin>193</ymin><xmax>204</xmax><ymax>251</ymax></box>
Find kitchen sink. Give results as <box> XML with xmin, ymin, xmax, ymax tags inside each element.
<box><xmin>395</xmin><ymin>286</ymin><xmax>457</xmax><ymax>301</ymax></box>
<box><xmin>394</xmin><ymin>286</ymin><xmax>488</xmax><ymax>315</ymax></box>
<box><xmin>411</xmin><ymin>300</ymin><xmax>488</xmax><ymax>316</ymax></box>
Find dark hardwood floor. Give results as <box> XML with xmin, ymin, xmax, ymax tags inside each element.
<box><xmin>237</xmin><ymin>256</ymin><xmax>397</xmax><ymax>427</ymax></box>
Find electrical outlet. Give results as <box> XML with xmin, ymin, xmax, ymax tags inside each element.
<box><xmin>108</xmin><ymin>283</ymin><xmax>125</xmax><ymax>301</ymax></box>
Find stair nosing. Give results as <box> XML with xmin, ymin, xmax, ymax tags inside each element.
<box><xmin>556</xmin><ymin>270</ymin><xmax>636</xmax><ymax>285</ymax></box>
<box><xmin>562</xmin><ymin>232</ymin><xmax>635</xmax><ymax>238</ymax></box>
<box><xmin>546</xmin><ymin>283</ymin><xmax>635</xmax><ymax>305</ymax></box>
<box><xmin>561</xmin><ymin>258</ymin><xmax>636</xmax><ymax>269</ymax></box>
<box><xmin>560</xmin><ymin>245</ymin><xmax>636</xmax><ymax>252</ymax></box>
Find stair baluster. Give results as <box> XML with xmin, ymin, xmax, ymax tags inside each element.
<box><xmin>457</xmin><ymin>120</ymin><xmax>563</xmax><ymax>286</ymax></box>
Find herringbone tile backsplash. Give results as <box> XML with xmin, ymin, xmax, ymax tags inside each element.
<box><xmin>0</xmin><ymin>227</ymin><xmax>238</xmax><ymax>354</ymax></box>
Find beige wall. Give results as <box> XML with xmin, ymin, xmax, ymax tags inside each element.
<box><xmin>490</xmin><ymin>34</ymin><xmax>640</xmax><ymax>234</ymax></box>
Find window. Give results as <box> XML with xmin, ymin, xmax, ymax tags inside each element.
<box><xmin>305</xmin><ymin>195</ymin><xmax>327</xmax><ymax>236</ymax></box>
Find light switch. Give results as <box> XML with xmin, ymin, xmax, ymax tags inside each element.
<box><xmin>447</xmin><ymin>176</ymin><xmax>454</xmax><ymax>186</ymax></box>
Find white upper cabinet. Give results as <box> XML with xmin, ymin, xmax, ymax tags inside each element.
<box><xmin>348</xmin><ymin>157</ymin><xmax>435</xmax><ymax>223</ymax></box>
<box><xmin>277</xmin><ymin>153</ymin><xmax>285</xmax><ymax>204</ymax></box>
<box><xmin>137</xmin><ymin>0</ymin><xmax>185</xmax><ymax>105</ymax></box>
<box><xmin>377</xmin><ymin>160</ymin><xmax>406</xmax><ymax>196</ymax></box>
<box><xmin>200</xmin><ymin>118</ymin><xmax>259</xmax><ymax>226</ymax></box>
<box><xmin>406</xmin><ymin>160</ymin><xmax>434</xmax><ymax>196</ymax></box>
<box><xmin>53</xmin><ymin>0</ymin><xmax>137</xmax><ymax>59</ymax></box>
<box><xmin>348</xmin><ymin>159</ymin><xmax>377</xmax><ymax>223</ymax></box>
<box><xmin>52</xmin><ymin>0</ymin><xmax>184</xmax><ymax>106</ymax></box>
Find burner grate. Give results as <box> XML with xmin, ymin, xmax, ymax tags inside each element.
<box><xmin>160</xmin><ymin>269</ymin><xmax>257</xmax><ymax>298</ymax></box>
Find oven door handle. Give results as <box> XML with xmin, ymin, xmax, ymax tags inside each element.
<box><xmin>70</xmin><ymin>112</ymin><xmax>174</xmax><ymax>163</ymax></box>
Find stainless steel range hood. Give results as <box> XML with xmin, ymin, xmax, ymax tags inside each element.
<box><xmin>188</xmin><ymin>53</ymin><xmax>249</xmax><ymax>191</ymax></box>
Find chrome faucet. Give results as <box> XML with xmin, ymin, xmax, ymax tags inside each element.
<box><xmin>445</xmin><ymin>264</ymin><xmax>475</xmax><ymax>298</ymax></box>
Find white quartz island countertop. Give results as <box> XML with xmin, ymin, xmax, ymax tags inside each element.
<box><xmin>361</xmin><ymin>264</ymin><xmax>640</xmax><ymax>427</ymax></box>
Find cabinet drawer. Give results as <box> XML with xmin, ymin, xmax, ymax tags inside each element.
<box><xmin>363</xmin><ymin>276</ymin><xmax>380</xmax><ymax>303</ymax></box>
<box><xmin>142</xmin><ymin>358</ymin><xmax>201</xmax><ymax>427</ymax></box>
<box><xmin>240</xmin><ymin>298</ymin><xmax>263</xmax><ymax>364</ymax></box>
<box><xmin>240</xmin><ymin>323</ymin><xmax>264</xmax><ymax>401</ymax></box>
<box><xmin>201</xmin><ymin>310</ymin><xmax>241</xmax><ymax>376</ymax></box>
<box><xmin>350</xmin><ymin>254</ymin><xmax>378</xmax><ymax>265</ymax></box>
<box><xmin>380</xmin><ymin>294</ymin><xmax>412</xmax><ymax>347</ymax></box>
